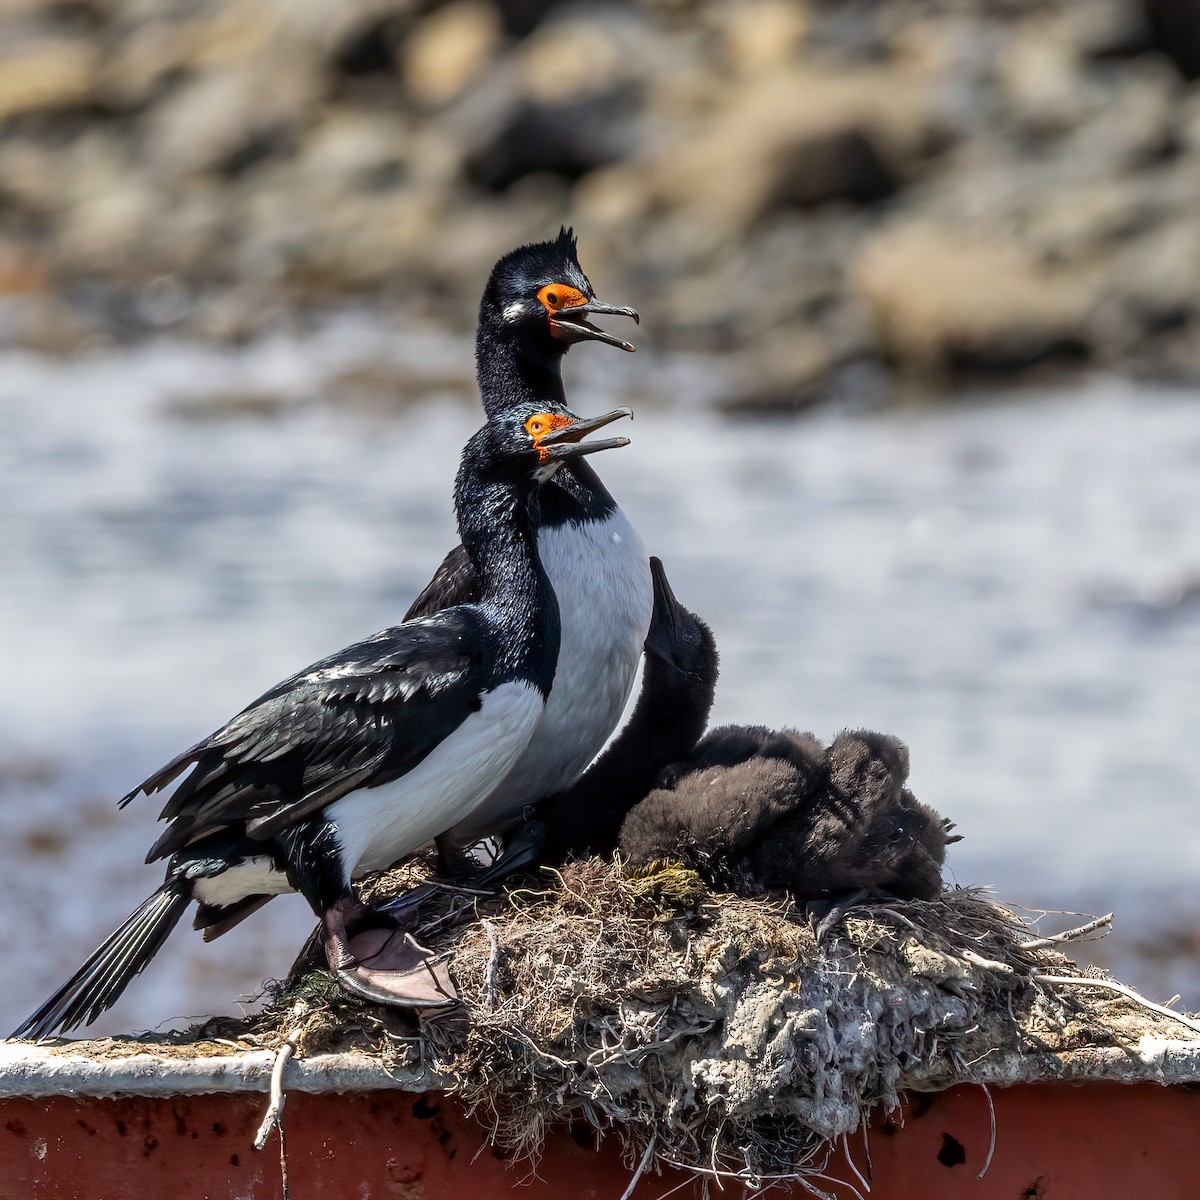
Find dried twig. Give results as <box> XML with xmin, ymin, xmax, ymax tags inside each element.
<box><xmin>840</xmin><ymin>1131</ymin><xmax>871</xmax><ymax>1195</ymax></box>
<box><xmin>483</xmin><ymin>920</ymin><xmax>501</xmax><ymax>1013</ymax></box>
<box><xmin>659</xmin><ymin>1156</ymin><xmax>852</xmax><ymax>1191</ymax></box>
<box><xmin>976</xmin><ymin>1084</ymin><xmax>996</xmax><ymax>1180</ymax></box>
<box><xmin>1035</xmin><ymin>974</ymin><xmax>1200</xmax><ymax>1038</ymax></box>
<box><xmin>618</xmin><ymin>1136</ymin><xmax>658</xmax><ymax>1200</ymax></box>
<box><xmin>869</xmin><ymin>907</ymin><xmax>920</xmax><ymax>934</ymax></box>
<box><xmin>960</xmin><ymin>950</ymin><xmax>1016</xmax><ymax>976</ymax></box>
<box><xmin>254</xmin><ymin>1037</ymin><xmax>296</xmax><ymax>1151</ymax></box>
<box><xmin>1020</xmin><ymin>913</ymin><xmax>1113</xmax><ymax>950</ymax></box>
<box><xmin>800</xmin><ymin>1173</ymin><xmax>867</xmax><ymax>1200</ymax></box>
<box><xmin>436</xmin><ymin>882</ymin><xmax>497</xmax><ymax>898</ymax></box>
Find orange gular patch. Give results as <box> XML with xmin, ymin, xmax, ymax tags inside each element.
<box><xmin>526</xmin><ymin>411</ymin><xmax>574</xmax><ymax>462</ymax></box>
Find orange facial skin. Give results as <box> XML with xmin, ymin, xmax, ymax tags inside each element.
<box><xmin>537</xmin><ymin>284</ymin><xmax>588</xmax><ymax>314</ymax></box>
<box><xmin>526</xmin><ymin>411</ymin><xmax>574</xmax><ymax>462</ymax></box>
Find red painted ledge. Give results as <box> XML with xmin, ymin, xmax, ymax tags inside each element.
<box><xmin>3</xmin><ymin>1081</ymin><xmax>1199</xmax><ymax>1200</ymax></box>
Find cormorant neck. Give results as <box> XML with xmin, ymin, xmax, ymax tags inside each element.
<box><xmin>476</xmin><ymin>321</ymin><xmax>566</xmax><ymax>418</ymax></box>
<box><xmin>597</xmin><ymin>638</ymin><xmax>717</xmax><ymax>801</ymax></box>
<box><xmin>454</xmin><ymin>470</ymin><xmax>559</xmax><ymax>688</ymax></box>
<box><xmin>474</xmin><ymin>315</ymin><xmax>618</xmax><ymax>524</ymax></box>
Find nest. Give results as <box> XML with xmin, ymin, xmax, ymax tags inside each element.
<box><xmin>196</xmin><ymin>857</ymin><xmax>1194</xmax><ymax>1191</ymax></box>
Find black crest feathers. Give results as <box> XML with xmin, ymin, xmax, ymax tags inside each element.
<box><xmin>484</xmin><ymin>228</ymin><xmax>589</xmax><ymax>303</ymax></box>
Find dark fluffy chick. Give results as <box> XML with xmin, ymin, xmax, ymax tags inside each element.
<box><xmin>620</xmin><ymin>725</ymin><xmax>954</xmax><ymax>902</ymax></box>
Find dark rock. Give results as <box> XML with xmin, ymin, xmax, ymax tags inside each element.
<box><xmin>333</xmin><ymin>14</ymin><xmax>408</xmax><ymax>77</ymax></box>
<box><xmin>493</xmin><ymin>0</ymin><xmax>560</xmax><ymax>38</ymax></box>
<box><xmin>1142</xmin><ymin>0</ymin><xmax>1200</xmax><ymax>79</ymax></box>
<box><xmin>767</xmin><ymin>129</ymin><xmax>899</xmax><ymax>210</ymax></box>
<box><xmin>464</xmin><ymin>88</ymin><xmax>638</xmax><ymax>191</ymax></box>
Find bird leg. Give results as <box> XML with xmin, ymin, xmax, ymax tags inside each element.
<box><xmin>317</xmin><ymin>815</ymin><xmax>547</xmax><ymax>1006</ymax></box>
<box><xmin>806</xmin><ymin>888</ymin><xmax>895</xmax><ymax>945</ymax></box>
<box><xmin>435</xmin><ymin>833</ymin><xmax>497</xmax><ymax>879</ymax></box>
<box><xmin>471</xmin><ymin>817</ymin><xmax>544</xmax><ymax>888</ymax></box>
<box><xmin>375</xmin><ymin>881</ymin><xmax>442</xmax><ymax>922</ymax></box>
<box><xmin>371</xmin><ymin>831</ymin><xmax>501</xmax><ymax>921</ymax></box>
<box><xmin>322</xmin><ymin>892</ymin><xmax>373</xmax><ymax>970</ymax></box>
<box><xmin>378</xmin><ymin>818</ymin><xmax>546</xmax><ymax>922</ymax></box>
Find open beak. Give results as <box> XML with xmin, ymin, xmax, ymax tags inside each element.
<box><xmin>551</xmin><ymin>299</ymin><xmax>640</xmax><ymax>352</ymax></box>
<box><xmin>539</xmin><ymin>407</ymin><xmax>633</xmax><ymax>462</ymax></box>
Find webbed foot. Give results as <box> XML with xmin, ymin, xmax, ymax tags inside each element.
<box><xmin>335</xmin><ymin>927</ymin><xmax>458</xmax><ymax>1009</ymax></box>
<box><xmin>322</xmin><ymin>893</ymin><xmax>458</xmax><ymax>1008</ymax></box>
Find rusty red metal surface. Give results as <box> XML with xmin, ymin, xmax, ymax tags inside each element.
<box><xmin>1</xmin><ymin>1082</ymin><xmax>1197</xmax><ymax>1199</ymax></box>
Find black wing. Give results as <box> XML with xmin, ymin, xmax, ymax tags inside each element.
<box><xmin>124</xmin><ymin>611</ymin><xmax>490</xmax><ymax>861</ymax></box>
<box><xmin>405</xmin><ymin>544</ymin><xmax>480</xmax><ymax>621</ymax></box>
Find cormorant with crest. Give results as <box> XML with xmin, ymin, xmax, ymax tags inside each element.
<box><xmin>407</xmin><ymin>228</ymin><xmax>652</xmax><ymax>869</ymax></box>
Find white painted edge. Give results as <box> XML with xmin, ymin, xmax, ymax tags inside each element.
<box><xmin>2</xmin><ymin>1036</ymin><xmax>1199</xmax><ymax>1101</ymax></box>
<box><xmin>0</xmin><ymin>1041</ymin><xmax>442</xmax><ymax>1099</ymax></box>
<box><xmin>908</xmin><ymin>1037</ymin><xmax>1200</xmax><ymax>1091</ymax></box>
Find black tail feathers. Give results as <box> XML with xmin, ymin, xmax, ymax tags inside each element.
<box><xmin>11</xmin><ymin>886</ymin><xmax>190</xmax><ymax>1041</ymax></box>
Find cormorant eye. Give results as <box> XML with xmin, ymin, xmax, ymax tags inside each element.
<box><xmin>545</xmin><ymin>291</ymin><xmax>559</xmax><ymax>308</ymax></box>
<box><xmin>526</xmin><ymin>415</ymin><xmax>549</xmax><ymax>437</ymax></box>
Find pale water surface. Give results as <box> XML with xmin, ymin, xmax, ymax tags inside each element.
<box><xmin>3</xmin><ymin>318</ymin><xmax>1199</xmax><ymax>1034</ymax></box>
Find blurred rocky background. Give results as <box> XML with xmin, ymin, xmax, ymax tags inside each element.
<box><xmin>6</xmin><ymin>0</ymin><xmax>1200</xmax><ymax>1035</ymax></box>
<box><xmin>1</xmin><ymin>0</ymin><xmax>1199</xmax><ymax>407</ymax></box>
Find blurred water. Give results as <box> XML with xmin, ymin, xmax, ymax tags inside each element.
<box><xmin>3</xmin><ymin>319</ymin><xmax>1200</xmax><ymax>1035</ymax></box>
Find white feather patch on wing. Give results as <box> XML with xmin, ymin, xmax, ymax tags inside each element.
<box><xmin>192</xmin><ymin>857</ymin><xmax>293</xmax><ymax>907</ymax></box>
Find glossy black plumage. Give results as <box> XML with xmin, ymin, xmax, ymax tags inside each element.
<box><xmin>405</xmin><ymin>543</ymin><xmax>478</xmax><ymax>620</ymax></box>
<box><xmin>407</xmin><ymin>228</ymin><xmax>630</xmax><ymax>624</ymax></box>
<box><xmin>134</xmin><ymin>612</ymin><xmax>492</xmax><ymax>860</ymax></box>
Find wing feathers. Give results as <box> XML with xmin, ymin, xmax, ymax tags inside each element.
<box><xmin>404</xmin><ymin>544</ymin><xmax>479</xmax><ymax>621</ymax></box>
<box><xmin>126</xmin><ymin>614</ymin><xmax>489</xmax><ymax>858</ymax></box>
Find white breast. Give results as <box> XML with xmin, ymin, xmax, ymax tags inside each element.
<box><xmin>450</xmin><ymin>508</ymin><xmax>652</xmax><ymax>842</ymax></box>
<box><xmin>327</xmin><ymin>680</ymin><xmax>544</xmax><ymax>880</ymax></box>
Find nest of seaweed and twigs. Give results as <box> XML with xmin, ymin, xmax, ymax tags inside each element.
<box><xmin>190</xmin><ymin>856</ymin><xmax>1196</xmax><ymax>1190</ymax></box>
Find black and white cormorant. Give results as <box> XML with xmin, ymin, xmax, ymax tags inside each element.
<box><xmin>406</xmin><ymin>229</ymin><xmax>652</xmax><ymax>866</ymax></box>
<box><xmin>12</xmin><ymin>403</ymin><xmax>631</xmax><ymax>1041</ymax></box>
<box><xmin>539</xmin><ymin>563</ymin><xmax>958</xmax><ymax>918</ymax></box>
